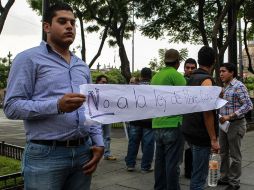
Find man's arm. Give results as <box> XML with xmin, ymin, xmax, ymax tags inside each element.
<box><xmin>234</xmin><ymin>84</ymin><xmax>253</xmax><ymax>117</ymax></box>
<box><xmin>82</xmin><ymin>123</ymin><xmax>104</xmax><ymax>175</ymax></box>
<box><xmin>220</xmin><ymin>83</ymin><xmax>253</xmax><ymax>123</ymax></box>
<box><xmin>4</xmin><ymin>52</ymin><xmax>59</xmax><ymax>119</ymax></box>
<box><xmin>202</xmin><ymin>79</ymin><xmax>220</xmax><ymax>153</ymax></box>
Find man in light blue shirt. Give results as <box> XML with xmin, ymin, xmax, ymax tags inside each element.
<box><xmin>4</xmin><ymin>2</ymin><xmax>103</xmax><ymax>190</ymax></box>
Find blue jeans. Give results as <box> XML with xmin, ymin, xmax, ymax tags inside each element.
<box><xmin>190</xmin><ymin>144</ymin><xmax>210</xmax><ymax>190</ymax></box>
<box><xmin>125</xmin><ymin>125</ymin><xmax>154</xmax><ymax>170</ymax></box>
<box><xmin>154</xmin><ymin>127</ymin><xmax>183</xmax><ymax>190</ymax></box>
<box><xmin>22</xmin><ymin>140</ymin><xmax>92</xmax><ymax>190</ymax></box>
<box><xmin>102</xmin><ymin>124</ymin><xmax>112</xmax><ymax>157</ymax></box>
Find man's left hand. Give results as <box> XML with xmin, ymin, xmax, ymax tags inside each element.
<box><xmin>219</xmin><ymin>115</ymin><xmax>230</xmax><ymax>124</ymax></box>
<box><xmin>82</xmin><ymin>146</ymin><xmax>104</xmax><ymax>175</ymax></box>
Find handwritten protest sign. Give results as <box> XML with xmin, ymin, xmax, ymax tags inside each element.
<box><xmin>80</xmin><ymin>84</ymin><xmax>227</xmax><ymax>124</ymax></box>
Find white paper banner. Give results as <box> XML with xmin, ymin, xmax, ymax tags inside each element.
<box><xmin>80</xmin><ymin>84</ymin><xmax>227</xmax><ymax>124</ymax></box>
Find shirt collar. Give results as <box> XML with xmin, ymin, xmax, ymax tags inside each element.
<box><xmin>229</xmin><ymin>78</ymin><xmax>237</xmax><ymax>86</ymax></box>
<box><xmin>40</xmin><ymin>41</ymin><xmax>74</xmax><ymax>57</ymax></box>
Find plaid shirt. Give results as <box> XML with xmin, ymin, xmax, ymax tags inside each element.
<box><xmin>220</xmin><ymin>78</ymin><xmax>253</xmax><ymax>118</ymax></box>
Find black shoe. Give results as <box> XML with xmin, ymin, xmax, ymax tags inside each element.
<box><xmin>224</xmin><ymin>184</ymin><xmax>240</xmax><ymax>190</ymax></box>
<box><xmin>218</xmin><ymin>179</ymin><xmax>229</xmax><ymax>185</ymax></box>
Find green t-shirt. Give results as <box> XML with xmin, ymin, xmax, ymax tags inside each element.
<box><xmin>151</xmin><ymin>66</ymin><xmax>186</xmax><ymax>128</ymax></box>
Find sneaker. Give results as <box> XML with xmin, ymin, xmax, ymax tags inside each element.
<box><xmin>141</xmin><ymin>168</ymin><xmax>154</xmax><ymax>174</ymax></box>
<box><xmin>104</xmin><ymin>155</ymin><xmax>117</xmax><ymax>160</ymax></box>
<box><xmin>126</xmin><ymin>166</ymin><xmax>135</xmax><ymax>172</ymax></box>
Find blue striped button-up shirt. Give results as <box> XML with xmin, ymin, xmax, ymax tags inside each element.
<box><xmin>4</xmin><ymin>41</ymin><xmax>104</xmax><ymax>146</ymax></box>
<box><xmin>220</xmin><ymin>78</ymin><xmax>253</xmax><ymax>118</ymax></box>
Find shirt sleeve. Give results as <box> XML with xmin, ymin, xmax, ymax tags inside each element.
<box><xmin>86</xmin><ymin>71</ymin><xmax>104</xmax><ymax>147</ymax></box>
<box><xmin>235</xmin><ymin>84</ymin><xmax>253</xmax><ymax>117</ymax></box>
<box><xmin>4</xmin><ymin>52</ymin><xmax>58</xmax><ymax>120</ymax></box>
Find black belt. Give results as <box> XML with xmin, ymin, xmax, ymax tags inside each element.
<box><xmin>30</xmin><ymin>137</ymin><xmax>88</xmax><ymax>147</ymax></box>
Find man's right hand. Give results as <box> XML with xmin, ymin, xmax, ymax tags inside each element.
<box><xmin>211</xmin><ymin>139</ymin><xmax>220</xmax><ymax>154</ymax></box>
<box><xmin>58</xmin><ymin>93</ymin><xmax>86</xmax><ymax>113</ymax></box>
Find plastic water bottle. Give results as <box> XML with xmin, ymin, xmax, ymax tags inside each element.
<box><xmin>208</xmin><ymin>153</ymin><xmax>220</xmax><ymax>187</ymax></box>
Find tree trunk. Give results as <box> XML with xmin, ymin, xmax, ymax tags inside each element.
<box><xmin>118</xmin><ymin>41</ymin><xmax>131</xmax><ymax>83</ymax></box>
<box><xmin>0</xmin><ymin>0</ymin><xmax>15</xmax><ymax>34</ymax></box>
<box><xmin>243</xmin><ymin>19</ymin><xmax>254</xmax><ymax>74</ymax></box>
<box><xmin>198</xmin><ymin>0</ymin><xmax>208</xmax><ymax>45</ymax></box>
<box><xmin>76</xmin><ymin>9</ymin><xmax>86</xmax><ymax>62</ymax></box>
<box><xmin>89</xmin><ymin>24</ymin><xmax>109</xmax><ymax>68</ymax></box>
<box><xmin>114</xmin><ymin>30</ymin><xmax>131</xmax><ymax>83</ymax></box>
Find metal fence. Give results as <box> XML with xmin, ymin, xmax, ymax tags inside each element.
<box><xmin>0</xmin><ymin>141</ymin><xmax>24</xmax><ymax>160</ymax></box>
<box><xmin>0</xmin><ymin>173</ymin><xmax>23</xmax><ymax>190</ymax></box>
<box><xmin>0</xmin><ymin>141</ymin><xmax>24</xmax><ymax>189</ymax></box>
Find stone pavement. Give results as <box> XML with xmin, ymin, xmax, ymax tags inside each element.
<box><xmin>1</xmin><ymin>109</ymin><xmax>254</xmax><ymax>190</ymax></box>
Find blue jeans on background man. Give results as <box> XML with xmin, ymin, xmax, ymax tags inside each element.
<box><xmin>154</xmin><ymin>126</ymin><xmax>183</xmax><ymax>190</ymax></box>
<box><xmin>22</xmin><ymin>141</ymin><xmax>92</xmax><ymax>190</ymax></box>
<box><xmin>102</xmin><ymin>124</ymin><xmax>112</xmax><ymax>158</ymax></box>
<box><xmin>190</xmin><ymin>144</ymin><xmax>211</xmax><ymax>190</ymax></box>
<box><xmin>125</xmin><ymin>124</ymin><xmax>154</xmax><ymax>170</ymax></box>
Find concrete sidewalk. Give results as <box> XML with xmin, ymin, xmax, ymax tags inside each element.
<box><xmin>1</xmin><ymin>110</ymin><xmax>254</xmax><ymax>189</ymax></box>
<box><xmin>92</xmin><ymin>129</ymin><xmax>254</xmax><ymax>190</ymax></box>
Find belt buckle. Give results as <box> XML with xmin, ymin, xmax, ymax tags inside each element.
<box><xmin>66</xmin><ymin>139</ymin><xmax>81</xmax><ymax>147</ymax></box>
<box><xmin>66</xmin><ymin>140</ymin><xmax>76</xmax><ymax>148</ymax></box>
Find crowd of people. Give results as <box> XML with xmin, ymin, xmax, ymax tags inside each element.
<box><xmin>3</xmin><ymin>2</ymin><xmax>253</xmax><ymax>190</ymax></box>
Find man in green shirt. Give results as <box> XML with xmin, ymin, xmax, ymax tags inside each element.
<box><xmin>151</xmin><ymin>49</ymin><xmax>186</xmax><ymax>190</ymax></box>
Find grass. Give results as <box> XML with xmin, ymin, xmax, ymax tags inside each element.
<box><xmin>0</xmin><ymin>156</ymin><xmax>21</xmax><ymax>176</ymax></box>
<box><xmin>111</xmin><ymin>122</ymin><xmax>124</xmax><ymax>128</ymax></box>
<box><xmin>0</xmin><ymin>156</ymin><xmax>23</xmax><ymax>189</ymax></box>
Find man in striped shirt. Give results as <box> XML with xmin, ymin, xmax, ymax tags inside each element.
<box><xmin>219</xmin><ymin>63</ymin><xmax>253</xmax><ymax>190</ymax></box>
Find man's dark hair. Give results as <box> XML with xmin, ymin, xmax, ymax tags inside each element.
<box><xmin>165</xmin><ymin>61</ymin><xmax>179</xmax><ymax>67</ymax></box>
<box><xmin>220</xmin><ymin>63</ymin><xmax>237</xmax><ymax>78</ymax></box>
<box><xmin>44</xmin><ymin>2</ymin><xmax>73</xmax><ymax>24</ymax></box>
<box><xmin>95</xmin><ymin>74</ymin><xmax>108</xmax><ymax>84</ymax></box>
<box><xmin>184</xmin><ymin>58</ymin><xmax>197</xmax><ymax>68</ymax></box>
<box><xmin>141</xmin><ymin>67</ymin><xmax>152</xmax><ymax>80</ymax></box>
<box><xmin>198</xmin><ymin>46</ymin><xmax>216</xmax><ymax>67</ymax></box>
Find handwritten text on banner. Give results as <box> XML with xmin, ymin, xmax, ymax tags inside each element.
<box><xmin>80</xmin><ymin>84</ymin><xmax>227</xmax><ymax>124</ymax></box>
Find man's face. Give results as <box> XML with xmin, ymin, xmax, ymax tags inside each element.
<box><xmin>220</xmin><ymin>67</ymin><xmax>233</xmax><ymax>83</ymax></box>
<box><xmin>184</xmin><ymin>63</ymin><xmax>196</xmax><ymax>77</ymax></box>
<box><xmin>98</xmin><ymin>77</ymin><xmax>108</xmax><ymax>84</ymax></box>
<box><xmin>44</xmin><ymin>10</ymin><xmax>76</xmax><ymax>48</ymax></box>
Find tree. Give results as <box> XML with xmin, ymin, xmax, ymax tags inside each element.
<box><xmin>91</xmin><ymin>68</ymin><xmax>126</xmax><ymax>84</ymax></box>
<box><xmin>242</xmin><ymin>0</ymin><xmax>254</xmax><ymax>73</ymax></box>
<box><xmin>0</xmin><ymin>0</ymin><xmax>15</xmax><ymax>34</ymax></box>
<box><xmin>136</xmin><ymin>0</ymin><xmax>245</xmax><ymax>82</ymax></box>
<box><xmin>83</xmin><ymin>0</ymin><xmax>134</xmax><ymax>83</ymax></box>
<box><xmin>0</xmin><ymin>54</ymin><xmax>12</xmax><ymax>89</ymax></box>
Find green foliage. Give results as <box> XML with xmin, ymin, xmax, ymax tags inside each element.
<box><xmin>0</xmin><ymin>61</ymin><xmax>10</xmax><ymax>89</ymax></box>
<box><xmin>91</xmin><ymin>69</ymin><xmax>126</xmax><ymax>84</ymax></box>
<box><xmin>244</xmin><ymin>77</ymin><xmax>254</xmax><ymax>91</ymax></box>
<box><xmin>26</xmin><ymin>0</ymin><xmax>43</xmax><ymax>15</ymax></box>
<box><xmin>244</xmin><ymin>76</ymin><xmax>254</xmax><ymax>98</ymax></box>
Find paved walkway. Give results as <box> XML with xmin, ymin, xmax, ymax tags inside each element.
<box><xmin>1</xmin><ymin>109</ymin><xmax>254</xmax><ymax>189</ymax></box>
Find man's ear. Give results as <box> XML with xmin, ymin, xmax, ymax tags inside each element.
<box><xmin>43</xmin><ymin>22</ymin><xmax>50</xmax><ymax>33</ymax></box>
